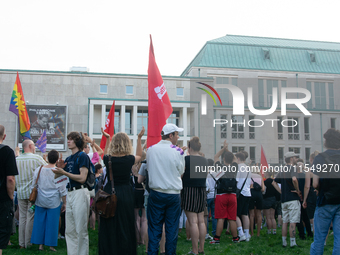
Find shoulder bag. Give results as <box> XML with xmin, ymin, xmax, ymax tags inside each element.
<box><xmin>29</xmin><ymin>166</ymin><xmax>43</xmax><ymax>203</ymax></box>
<box><xmin>251</xmin><ymin>177</ymin><xmax>262</xmax><ymax>191</ymax></box>
<box><xmin>236</xmin><ymin>171</ymin><xmax>250</xmax><ymax>198</ymax></box>
<box><xmin>91</xmin><ymin>156</ymin><xmax>117</xmax><ymax>218</ymax></box>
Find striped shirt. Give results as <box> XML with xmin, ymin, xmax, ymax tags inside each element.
<box><xmin>15</xmin><ymin>153</ymin><xmax>47</xmax><ymax>199</ymax></box>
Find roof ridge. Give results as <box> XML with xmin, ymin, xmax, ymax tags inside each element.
<box><xmin>211</xmin><ymin>34</ymin><xmax>340</xmax><ymax>45</ymax></box>
<box><xmin>206</xmin><ymin>41</ymin><xmax>340</xmax><ymax>52</ymax></box>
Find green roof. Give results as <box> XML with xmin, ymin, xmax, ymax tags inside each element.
<box><xmin>181</xmin><ymin>35</ymin><xmax>340</xmax><ymax>76</ymax></box>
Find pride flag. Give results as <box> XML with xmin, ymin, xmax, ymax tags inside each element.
<box><xmin>9</xmin><ymin>72</ymin><xmax>31</xmax><ymax>139</ymax></box>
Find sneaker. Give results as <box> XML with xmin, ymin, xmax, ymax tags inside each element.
<box><xmin>209</xmin><ymin>238</ymin><xmax>220</xmax><ymax>244</ymax></box>
<box><xmin>198</xmin><ymin>252</ymin><xmax>205</xmax><ymax>255</ymax></box>
<box><xmin>205</xmin><ymin>234</ymin><xmax>213</xmax><ymax>240</ymax></box>
<box><xmin>233</xmin><ymin>236</ymin><xmax>240</xmax><ymax>243</ymax></box>
<box><xmin>246</xmin><ymin>235</ymin><xmax>251</xmax><ymax>242</ymax></box>
<box><xmin>239</xmin><ymin>235</ymin><xmax>246</xmax><ymax>242</ymax></box>
<box><xmin>188</xmin><ymin>251</ymin><xmax>197</xmax><ymax>255</ymax></box>
<box><xmin>282</xmin><ymin>240</ymin><xmax>287</xmax><ymax>247</ymax></box>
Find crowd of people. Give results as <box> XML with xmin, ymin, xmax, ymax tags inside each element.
<box><xmin>0</xmin><ymin>123</ymin><xmax>339</xmax><ymax>255</ymax></box>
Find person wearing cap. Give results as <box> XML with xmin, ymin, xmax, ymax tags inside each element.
<box><xmin>146</xmin><ymin>123</ymin><xmax>185</xmax><ymax>255</ymax></box>
<box><xmin>275</xmin><ymin>151</ymin><xmax>301</xmax><ymax>248</ymax></box>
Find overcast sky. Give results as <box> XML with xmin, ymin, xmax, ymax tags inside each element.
<box><xmin>1</xmin><ymin>0</ymin><xmax>340</xmax><ymax>76</ymax></box>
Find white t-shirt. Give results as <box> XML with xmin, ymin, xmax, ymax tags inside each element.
<box><xmin>236</xmin><ymin>163</ymin><xmax>251</xmax><ymax>197</ymax></box>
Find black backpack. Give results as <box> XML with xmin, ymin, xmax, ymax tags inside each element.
<box><xmin>318</xmin><ymin>152</ymin><xmax>340</xmax><ymax>204</ymax></box>
<box><xmin>215</xmin><ymin>175</ymin><xmax>237</xmax><ymax>193</ymax></box>
<box><xmin>74</xmin><ymin>152</ymin><xmax>96</xmax><ymax>191</ymax></box>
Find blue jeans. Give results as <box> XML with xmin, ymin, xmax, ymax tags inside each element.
<box><xmin>147</xmin><ymin>190</ymin><xmax>181</xmax><ymax>255</ymax></box>
<box><xmin>310</xmin><ymin>204</ymin><xmax>340</xmax><ymax>255</ymax></box>
<box><xmin>207</xmin><ymin>198</ymin><xmax>217</xmax><ymax>236</ymax></box>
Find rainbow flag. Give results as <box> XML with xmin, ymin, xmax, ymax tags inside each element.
<box><xmin>9</xmin><ymin>72</ymin><xmax>31</xmax><ymax>139</ymax></box>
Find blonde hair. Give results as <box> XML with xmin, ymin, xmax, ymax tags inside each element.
<box><xmin>310</xmin><ymin>150</ymin><xmax>320</xmax><ymax>161</ymax></box>
<box><xmin>108</xmin><ymin>132</ymin><xmax>133</xmax><ymax>156</ymax></box>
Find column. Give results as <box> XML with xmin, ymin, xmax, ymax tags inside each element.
<box><xmin>183</xmin><ymin>107</ymin><xmax>188</xmax><ymax>146</ymax></box>
<box><xmin>133</xmin><ymin>105</ymin><xmax>138</xmax><ymax>149</ymax></box>
<box><xmin>120</xmin><ymin>105</ymin><xmax>126</xmax><ymax>134</ymax></box>
<box><xmin>89</xmin><ymin>102</ymin><xmax>94</xmax><ymax>137</ymax></box>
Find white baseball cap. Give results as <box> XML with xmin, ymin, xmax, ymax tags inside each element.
<box><xmin>284</xmin><ymin>151</ymin><xmax>299</xmax><ymax>158</ymax></box>
<box><xmin>162</xmin><ymin>123</ymin><xmax>184</xmax><ymax>135</ymax></box>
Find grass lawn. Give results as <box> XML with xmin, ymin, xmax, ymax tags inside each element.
<box><xmin>4</xmin><ymin>224</ymin><xmax>334</xmax><ymax>254</ymax></box>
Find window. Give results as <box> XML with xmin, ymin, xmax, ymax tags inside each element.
<box><xmin>231</xmin><ymin>115</ymin><xmax>244</xmax><ymax>139</ymax></box>
<box><xmin>176</xmin><ymin>88</ymin><xmax>184</xmax><ymax>96</ymax></box>
<box><xmin>259</xmin><ymin>79</ymin><xmax>286</xmax><ymax>108</ymax></box>
<box><xmin>249</xmin><ymin>115</ymin><xmax>255</xmax><ymax>139</ymax></box>
<box><xmin>263</xmin><ymin>48</ymin><xmax>270</xmax><ymax>60</ymax></box>
<box><xmin>331</xmin><ymin>118</ymin><xmax>336</xmax><ymax>129</ymax></box>
<box><xmin>126</xmin><ymin>85</ymin><xmax>133</xmax><ymax>95</ymax></box>
<box><xmin>266</xmin><ymin>80</ymin><xmax>278</xmax><ymax>107</ymax></box>
<box><xmin>304</xmin><ymin>118</ymin><xmax>310</xmax><ymax>140</ymax></box>
<box><xmin>220</xmin><ymin>114</ymin><xmax>227</xmax><ymax>138</ymax></box>
<box><xmin>288</xmin><ymin>117</ymin><xmax>299</xmax><ymax>140</ymax></box>
<box><xmin>289</xmin><ymin>147</ymin><xmax>300</xmax><ymax>157</ymax></box>
<box><xmin>306</xmin><ymin>82</ymin><xmax>313</xmax><ymax>109</ymax></box>
<box><xmin>100</xmin><ymin>84</ymin><xmax>108</xmax><ymax>94</ymax></box>
<box><xmin>278</xmin><ymin>147</ymin><xmax>284</xmax><ymax>165</ymax></box>
<box><xmin>305</xmin><ymin>148</ymin><xmax>311</xmax><ymax>164</ymax></box>
<box><xmin>307</xmin><ymin>81</ymin><xmax>334</xmax><ymax>110</ymax></box>
<box><xmin>250</xmin><ymin>147</ymin><xmax>256</xmax><ymax>162</ymax></box>
<box><xmin>232</xmin><ymin>146</ymin><xmax>245</xmax><ymax>153</ymax></box>
<box><xmin>125</xmin><ymin>110</ymin><xmax>132</xmax><ymax>134</ymax></box>
<box><xmin>168</xmin><ymin>111</ymin><xmax>180</xmax><ymax>126</ymax></box>
<box><xmin>329</xmin><ymin>83</ymin><xmax>334</xmax><ymax>110</ymax></box>
<box><xmin>308</xmin><ymin>51</ymin><xmax>316</xmax><ymax>63</ymax></box>
<box><xmin>315</xmin><ymin>82</ymin><xmax>326</xmax><ymax>109</ymax></box>
<box><xmin>215</xmin><ymin>77</ymin><xmax>237</xmax><ymax>106</ymax></box>
<box><xmin>137</xmin><ymin>110</ymin><xmax>148</xmax><ymax>134</ymax></box>
<box><xmin>114</xmin><ymin>111</ymin><xmax>120</xmax><ymax>133</ymax></box>
<box><xmin>278</xmin><ymin>116</ymin><xmax>283</xmax><ymax>140</ymax></box>
<box><xmin>258</xmin><ymin>79</ymin><xmax>265</xmax><ymax>107</ymax></box>
<box><xmin>105</xmin><ymin>109</ymin><xmax>131</xmax><ymax>134</ymax></box>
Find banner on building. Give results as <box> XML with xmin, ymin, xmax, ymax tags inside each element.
<box><xmin>17</xmin><ymin>105</ymin><xmax>68</xmax><ymax>151</ymax></box>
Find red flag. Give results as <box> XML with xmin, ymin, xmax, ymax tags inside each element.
<box><xmin>260</xmin><ymin>145</ymin><xmax>268</xmax><ymax>180</ymax></box>
<box><xmin>147</xmin><ymin>35</ymin><xmax>173</xmax><ymax>148</ymax></box>
<box><xmin>100</xmin><ymin>101</ymin><xmax>115</xmax><ymax>156</ymax></box>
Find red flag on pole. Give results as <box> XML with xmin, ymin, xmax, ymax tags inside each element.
<box><xmin>100</xmin><ymin>101</ymin><xmax>115</xmax><ymax>155</ymax></box>
<box><xmin>260</xmin><ymin>145</ymin><xmax>268</xmax><ymax>180</ymax></box>
<box><xmin>147</xmin><ymin>35</ymin><xmax>173</xmax><ymax>148</ymax></box>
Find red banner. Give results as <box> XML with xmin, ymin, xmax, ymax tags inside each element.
<box><xmin>100</xmin><ymin>101</ymin><xmax>115</xmax><ymax>155</ymax></box>
<box><xmin>147</xmin><ymin>35</ymin><xmax>173</xmax><ymax>147</ymax></box>
<box><xmin>260</xmin><ymin>145</ymin><xmax>268</xmax><ymax>180</ymax></box>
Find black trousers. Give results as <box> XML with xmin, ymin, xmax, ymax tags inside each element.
<box><xmin>297</xmin><ymin>201</ymin><xmax>312</xmax><ymax>238</ymax></box>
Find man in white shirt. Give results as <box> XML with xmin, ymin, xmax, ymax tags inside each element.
<box><xmin>16</xmin><ymin>139</ymin><xmax>46</xmax><ymax>249</ymax></box>
<box><xmin>146</xmin><ymin>123</ymin><xmax>185</xmax><ymax>255</ymax></box>
<box><xmin>235</xmin><ymin>152</ymin><xmax>252</xmax><ymax>242</ymax></box>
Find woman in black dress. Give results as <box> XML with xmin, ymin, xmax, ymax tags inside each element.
<box><xmin>98</xmin><ymin>127</ymin><xmax>145</xmax><ymax>255</ymax></box>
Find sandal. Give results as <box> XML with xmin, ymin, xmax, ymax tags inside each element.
<box><xmin>50</xmin><ymin>247</ymin><xmax>57</xmax><ymax>252</ymax></box>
